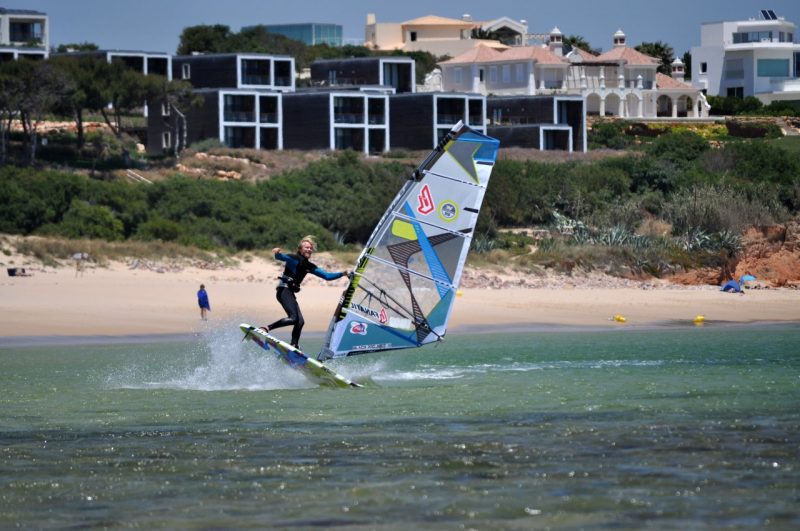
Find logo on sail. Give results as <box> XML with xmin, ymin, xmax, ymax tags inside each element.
<box><xmin>350</xmin><ymin>322</ymin><xmax>368</xmax><ymax>335</ymax></box>
<box><xmin>438</xmin><ymin>200</ymin><xmax>459</xmax><ymax>222</ymax></box>
<box><xmin>379</xmin><ymin>308</ymin><xmax>388</xmax><ymax>324</ymax></box>
<box><xmin>417</xmin><ymin>184</ymin><xmax>434</xmax><ymax>215</ymax></box>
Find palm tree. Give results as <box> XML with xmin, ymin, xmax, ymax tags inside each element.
<box><xmin>635</xmin><ymin>41</ymin><xmax>675</xmax><ymax>75</ymax></box>
<box><xmin>563</xmin><ymin>35</ymin><xmax>598</xmax><ymax>55</ymax></box>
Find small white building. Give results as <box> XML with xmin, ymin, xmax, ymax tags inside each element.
<box><xmin>691</xmin><ymin>9</ymin><xmax>800</xmax><ymax>104</ymax></box>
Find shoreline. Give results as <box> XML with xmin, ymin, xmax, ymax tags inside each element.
<box><xmin>3</xmin><ymin>254</ymin><xmax>800</xmax><ymax>345</ymax></box>
<box><xmin>2</xmin><ymin>320</ymin><xmax>798</xmax><ymax>349</ymax></box>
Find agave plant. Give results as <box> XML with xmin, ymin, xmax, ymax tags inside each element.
<box><xmin>571</xmin><ymin>227</ymin><xmax>595</xmax><ymax>245</ymax></box>
<box><xmin>681</xmin><ymin>227</ymin><xmax>712</xmax><ymax>252</ymax></box>
<box><xmin>712</xmin><ymin>230</ymin><xmax>743</xmax><ymax>256</ymax></box>
<box><xmin>629</xmin><ymin>234</ymin><xmax>652</xmax><ymax>250</ymax></box>
<box><xmin>471</xmin><ymin>235</ymin><xmax>497</xmax><ymax>254</ymax></box>
<box><xmin>599</xmin><ymin>226</ymin><xmax>630</xmax><ymax>247</ymax></box>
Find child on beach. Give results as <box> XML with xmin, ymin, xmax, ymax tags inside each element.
<box><xmin>197</xmin><ymin>284</ymin><xmax>211</xmax><ymax>320</ymax></box>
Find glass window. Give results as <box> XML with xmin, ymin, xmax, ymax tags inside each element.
<box><xmin>724</xmin><ymin>59</ymin><xmax>744</xmax><ymax>79</ymax></box>
<box><xmin>757</xmin><ymin>59</ymin><xmax>789</xmax><ymax>77</ymax></box>
<box><xmin>489</xmin><ymin>66</ymin><xmax>497</xmax><ymax>82</ymax></box>
<box><xmin>700</xmin><ymin>62</ymin><xmax>707</xmax><ymax>74</ymax></box>
<box><xmin>454</xmin><ymin>67</ymin><xmax>462</xmax><ymax>84</ymax></box>
<box><xmin>516</xmin><ymin>64</ymin><xmax>525</xmax><ymax>82</ymax></box>
<box><xmin>502</xmin><ymin>65</ymin><xmax>511</xmax><ymax>83</ymax></box>
<box><xmin>182</xmin><ymin>63</ymin><xmax>190</xmax><ymax>79</ymax></box>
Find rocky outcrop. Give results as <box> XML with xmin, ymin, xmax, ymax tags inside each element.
<box><xmin>734</xmin><ymin>219</ymin><xmax>800</xmax><ymax>288</ymax></box>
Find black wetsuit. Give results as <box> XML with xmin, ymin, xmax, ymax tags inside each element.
<box><xmin>265</xmin><ymin>252</ymin><xmax>344</xmax><ymax>348</ymax></box>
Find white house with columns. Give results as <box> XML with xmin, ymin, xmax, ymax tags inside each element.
<box><xmin>435</xmin><ymin>28</ymin><xmax>709</xmax><ymax>119</ymax></box>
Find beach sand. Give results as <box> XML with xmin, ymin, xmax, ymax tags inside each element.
<box><xmin>2</xmin><ymin>255</ymin><xmax>799</xmax><ymax>342</ymax></box>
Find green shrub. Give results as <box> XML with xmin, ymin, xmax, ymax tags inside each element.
<box><xmin>725</xmin><ymin>119</ymin><xmax>783</xmax><ymax>139</ymax></box>
<box><xmin>588</xmin><ymin>120</ymin><xmax>633</xmax><ymax>150</ymax></box>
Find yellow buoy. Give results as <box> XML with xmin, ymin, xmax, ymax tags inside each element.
<box><xmin>613</xmin><ymin>314</ymin><xmax>627</xmax><ymax>323</ymax></box>
<box><xmin>456</xmin><ymin>289</ymin><xmax>462</xmax><ymax>297</ymax></box>
<box><xmin>693</xmin><ymin>315</ymin><xmax>705</xmax><ymax>325</ymax></box>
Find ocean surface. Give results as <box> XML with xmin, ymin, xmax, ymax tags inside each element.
<box><xmin>1</xmin><ymin>322</ymin><xmax>798</xmax><ymax>529</ymax></box>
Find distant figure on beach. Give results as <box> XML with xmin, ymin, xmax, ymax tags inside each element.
<box><xmin>197</xmin><ymin>284</ymin><xmax>211</xmax><ymax>320</ymax></box>
<box><xmin>720</xmin><ymin>279</ymin><xmax>744</xmax><ymax>294</ymax></box>
<box><xmin>260</xmin><ymin>235</ymin><xmax>348</xmax><ymax>350</ymax></box>
<box><xmin>73</xmin><ymin>252</ymin><xmax>88</xmax><ymax>278</ymax></box>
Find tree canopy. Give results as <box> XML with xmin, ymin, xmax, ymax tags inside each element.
<box><xmin>635</xmin><ymin>41</ymin><xmax>675</xmax><ymax>75</ymax></box>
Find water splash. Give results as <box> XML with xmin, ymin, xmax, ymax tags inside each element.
<box><xmin>106</xmin><ymin>319</ymin><xmax>313</xmax><ymax>391</ymax></box>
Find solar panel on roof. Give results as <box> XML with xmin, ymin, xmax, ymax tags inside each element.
<box><xmin>761</xmin><ymin>9</ymin><xmax>770</xmax><ymax>19</ymax></box>
<box><xmin>767</xmin><ymin>10</ymin><xmax>777</xmax><ymax>20</ymax></box>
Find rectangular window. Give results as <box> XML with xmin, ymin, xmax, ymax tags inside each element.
<box><xmin>181</xmin><ymin>63</ymin><xmax>190</xmax><ymax>80</ymax></box>
<box><xmin>489</xmin><ymin>66</ymin><xmax>498</xmax><ymax>82</ymax></box>
<box><xmin>516</xmin><ymin>64</ymin><xmax>525</xmax><ymax>82</ymax></box>
<box><xmin>700</xmin><ymin>62</ymin><xmax>707</xmax><ymax>74</ymax></box>
<box><xmin>502</xmin><ymin>65</ymin><xmax>511</xmax><ymax>83</ymax></box>
<box><xmin>757</xmin><ymin>58</ymin><xmax>789</xmax><ymax>77</ymax></box>
<box><xmin>161</xmin><ymin>102</ymin><xmax>170</xmax><ymax>116</ymax></box>
<box><xmin>724</xmin><ymin>59</ymin><xmax>744</xmax><ymax>80</ymax></box>
<box><xmin>162</xmin><ymin>131</ymin><xmax>171</xmax><ymax>149</ymax></box>
<box><xmin>454</xmin><ymin>67</ymin><xmax>462</xmax><ymax>84</ymax></box>
<box><xmin>410</xmin><ymin>31</ymin><xmax>417</xmax><ymax>42</ymax></box>
<box><xmin>726</xmin><ymin>86</ymin><xmax>744</xmax><ymax>98</ymax></box>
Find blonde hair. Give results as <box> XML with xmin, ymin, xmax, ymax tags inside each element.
<box><xmin>297</xmin><ymin>235</ymin><xmax>316</xmax><ymax>252</ymax></box>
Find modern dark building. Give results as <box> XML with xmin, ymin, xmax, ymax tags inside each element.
<box><xmin>147</xmin><ymin>89</ymin><xmax>284</xmax><ymax>154</ymax></box>
<box><xmin>173</xmin><ymin>53</ymin><xmax>295</xmax><ymax>92</ymax></box>
<box><xmin>0</xmin><ymin>7</ymin><xmax>48</xmax><ymax>60</ymax></box>
<box><xmin>389</xmin><ymin>93</ymin><xmax>486</xmax><ymax>150</ymax></box>
<box><xmin>282</xmin><ymin>89</ymin><xmax>389</xmax><ymax>153</ymax></box>
<box><xmin>486</xmin><ymin>95</ymin><xmax>585</xmax><ymax>152</ymax></box>
<box><xmin>51</xmin><ymin>49</ymin><xmax>172</xmax><ymax>78</ymax></box>
<box><xmin>311</xmin><ymin>56</ymin><xmax>416</xmax><ymax>93</ymax></box>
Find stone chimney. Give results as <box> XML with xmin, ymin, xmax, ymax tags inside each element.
<box><xmin>549</xmin><ymin>27</ymin><xmax>563</xmax><ymax>56</ymax></box>
<box><xmin>671</xmin><ymin>58</ymin><xmax>685</xmax><ymax>82</ymax></box>
<box><xmin>613</xmin><ymin>29</ymin><xmax>626</xmax><ymax>47</ymax></box>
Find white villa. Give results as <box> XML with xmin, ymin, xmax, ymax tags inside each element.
<box><xmin>436</xmin><ymin>28</ymin><xmax>709</xmax><ymax>119</ymax></box>
<box><xmin>364</xmin><ymin>13</ymin><xmax>528</xmax><ymax>58</ymax></box>
<box><xmin>691</xmin><ymin>10</ymin><xmax>800</xmax><ymax>105</ymax></box>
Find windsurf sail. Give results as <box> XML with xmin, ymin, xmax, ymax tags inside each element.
<box><xmin>318</xmin><ymin>121</ymin><xmax>499</xmax><ymax>360</ymax></box>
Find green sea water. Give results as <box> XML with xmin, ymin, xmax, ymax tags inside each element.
<box><xmin>1</xmin><ymin>322</ymin><xmax>799</xmax><ymax>529</ymax></box>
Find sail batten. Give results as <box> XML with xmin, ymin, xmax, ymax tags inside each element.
<box><xmin>318</xmin><ymin>122</ymin><xmax>499</xmax><ymax>361</ymax></box>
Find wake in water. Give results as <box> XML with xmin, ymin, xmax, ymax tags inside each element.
<box><xmin>106</xmin><ymin>319</ymin><xmax>314</xmax><ymax>391</ymax></box>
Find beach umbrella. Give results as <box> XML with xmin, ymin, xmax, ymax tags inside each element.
<box><xmin>740</xmin><ymin>274</ymin><xmax>756</xmax><ymax>282</ymax></box>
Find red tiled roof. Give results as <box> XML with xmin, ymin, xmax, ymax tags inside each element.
<box><xmin>569</xmin><ymin>47</ymin><xmax>599</xmax><ymax>61</ymax></box>
<box><xmin>594</xmin><ymin>46</ymin><xmax>660</xmax><ymax>66</ymax></box>
<box><xmin>441</xmin><ymin>44</ymin><xmax>567</xmax><ymax>65</ymax></box>
<box><xmin>497</xmin><ymin>46</ymin><xmax>568</xmax><ymax>65</ymax></box>
<box><xmin>655</xmin><ymin>72</ymin><xmax>693</xmax><ymax>89</ymax></box>
<box><xmin>439</xmin><ymin>44</ymin><xmax>503</xmax><ymax>64</ymax></box>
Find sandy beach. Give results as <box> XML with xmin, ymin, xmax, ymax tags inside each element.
<box><xmin>2</xmin><ymin>253</ymin><xmax>799</xmax><ymax>344</ymax></box>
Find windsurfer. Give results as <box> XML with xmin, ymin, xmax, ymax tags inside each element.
<box><xmin>261</xmin><ymin>236</ymin><xmax>349</xmax><ymax>349</ymax></box>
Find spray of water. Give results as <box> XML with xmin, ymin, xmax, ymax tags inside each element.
<box><xmin>107</xmin><ymin>318</ymin><xmax>314</xmax><ymax>391</ymax></box>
